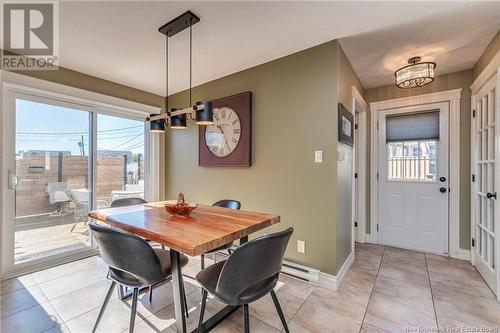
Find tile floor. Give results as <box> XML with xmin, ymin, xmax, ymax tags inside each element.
<box><xmin>1</xmin><ymin>243</ymin><xmax>500</xmax><ymax>333</ymax></box>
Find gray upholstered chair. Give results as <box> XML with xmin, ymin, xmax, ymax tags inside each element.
<box><xmin>89</xmin><ymin>222</ymin><xmax>189</xmax><ymax>333</ymax></box>
<box><xmin>196</xmin><ymin>227</ymin><xmax>293</xmax><ymax>333</ymax></box>
<box><xmin>200</xmin><ymin>199</ymin><xmax>242</xmax><ymax>269</ymax></box>
<box><xmin>110</xmin><ymin>197</ymin><xmax>148</xmax><ymax>208</ymax></box>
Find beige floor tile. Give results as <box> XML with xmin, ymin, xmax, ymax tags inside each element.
<box><xmin>341</xmin><ymin>268</ymin><xmax>376</xmax><ymax>295</ymax></box>
<box><xmin>49</xmin><ymin>279</ymin><xmax>118</xmax><ymax>322</ymax></box>
<box><xmin>0</xmin><ymin>301</ymin><xmax>63</xmax><ymax>333</ymax></box>
<box><xmin>139</xmin><ymin>289</ymin><xmax>225</xmax><ymax>333</ymax></box>
<box><xmin>356</xmin><ymin>243</ymin><xmax>385</xmax><ymax>256</ymax></box>
<box><xmin>43</xmin><ymin>323</ymin><xmax>72</xmax><ymax>333</ymax></box>
<box><xmin>354</xmin><ymin>252</ymin><xmax>383</xmax><ymax>273</ymax></box>
<box><xmin>378</xmin><ymin>261</ymin><xmax>429</xmax><ymax>288</ymax></box>
<box><xmin>0</xmin><ymin>284</ymin><xmax>48</xmax><ymax>318</ymax></box>
<box><xmin>360</xmin><ymin>322</ymin><xmax>392</xmax><ymax>333</ymax></box>
<box><xmin>425</xmin><ymin>253</ymin><xmax>472</xmax><ymax>270</ymax></box>
<box><xmin>211</xmin><ymin>308</ymin><xmax>282</xmax><ymax>333</ymax></box>
<box><xmin>289</xmin><ymin>301</ymin><xmax>361</xmax><ymax>333</ymax></box>
<box><xmin>0</xmin><ymin>274</ymin><xmax>37</xmax><ymax>296</ymax></box>
<box><xmin>248</xmin><ymin>290</ymin><xmax>302</xmax><ymax>330</ymax></box>
<box><xmin>371</xmin><ymin>275</ymin><xmax>433</xmax><ymax>312</ymax></box>
<box><xmin>433</xmin><ymin>294</ymin><xmax>500</xmax><ymax>328</ymax></box>
<box><xmin>275</xmin><ymin>274</ymin><xmax>316</xmax><ymax>300</ymax></box>
<box><xmin>307</xmin><ymin>285</ymin><xmax>370</xmax><ymax>323</ymax></box>
<box><xmin>65</xmin><ymin>298</ymin><xmax>145</xmax><ymax>333</ymax></box>
<box><xmin>38</xmin><ymin>268</ymin><xmax>106</xmax><ymax>300</ymax></box>
<box><xmin>31</xmin><ymin>256</ymin><xmax>99</xmax><ymax>284</ymax></box>
<box><xmin>364</xmin><ymin>295</ymin><xmax>437</xmax><ymax>332</ymax></box>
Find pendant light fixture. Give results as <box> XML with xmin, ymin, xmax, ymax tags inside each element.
<box><xmin>395</xmin><ymin>56</ymin><xmax>436</xmax><ymax>89</ymax></box>
<box><xmin>147</xmin><ymin>11</ymin><xmax>213</xmax><ymax>132</ymax></box>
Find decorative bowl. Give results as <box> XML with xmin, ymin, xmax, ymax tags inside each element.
<box><xmin>164</xmin><ymin>200</ymin><xmax>198</xmax><ymax>216</ymax></box>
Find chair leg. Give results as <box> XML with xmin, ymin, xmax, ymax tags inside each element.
<box><xmin>227</xmin><ymin>248</ymin><xmax>232</xmax><ymax>256</ymax></box>
<box><xmin>201</xmin><ymin>254</ymin><xmax>205</xmax><ymax>270</ymax></box>
<box><xmin>129</xmin><ymin>288</ymin><xmax>139</xmax><ymax>333</ymax></box>
<box><xmin>197</xmin><ymin>289</ymin><xmax>208</xmax><ymax>333</ymax></box>
<box><xmin>243</xmin><ymin>304</ymin><xmax>250</xmax><ymax>333</ymax></box>
<box><xmin>161</xmin><ymin>245</ymin><xmax>165</xmax><ymax>249</ymax></box>
<box><xmin>149</xmin><ymin>285</ymin><xmax>153</xmax><ymax>303</ymax></box>
<box><xmin>92</xmin><ymin>281</ymin><xmax>116</xmax><ymax>333</ymax></box>
<box><xmin>270</xmin><ymin>290</ymin><xmax>289</xmax><ymax>333</ymax></box>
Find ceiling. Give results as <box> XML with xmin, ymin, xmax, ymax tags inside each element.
<box><xmin>58</xmin><ymin>1</ymin><xmax>500</xmax><ymax>96</ymax></box>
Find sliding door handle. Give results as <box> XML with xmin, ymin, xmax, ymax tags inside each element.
<box><xmin>486</xmin><ymin>192</ymin><xmax>497</xmax><ymax>200</ymax></box>
<box><xmin>8</xmin><ymin>171</ymin><xmax>18</xmax><ymax>190</ymax></box>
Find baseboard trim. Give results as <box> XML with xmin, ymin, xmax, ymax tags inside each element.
<box><xmin>318</xmin><ymin>251</ymin><xmax>354</xmax><ymax>291</ymax></box>
<box><xmin>365</xmin><ymin>233</ymin><xmax>375</xmax><ymax>244</ymax></box>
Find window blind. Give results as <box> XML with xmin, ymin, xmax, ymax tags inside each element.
<box><xmin>386</xmin><ymin>110</ymin><xmax>439</xmax><ymax>142</ymax></box>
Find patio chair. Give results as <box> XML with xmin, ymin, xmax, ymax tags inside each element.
<box><xmin>65</xmin><ymin>189</ymin><xmax>90</xmax><ymax>231</ymax></box>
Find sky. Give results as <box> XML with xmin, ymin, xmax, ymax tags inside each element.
<box><xmin>16</xmin><ymin>99</ymin><xmax>145</xmax><ymax>157</ymax></box>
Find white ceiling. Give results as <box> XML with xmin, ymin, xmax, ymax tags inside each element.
<box><xmin>59</xmin><ymin>1</ymin><xmax>500</xmax><ymax>95</ymax></box>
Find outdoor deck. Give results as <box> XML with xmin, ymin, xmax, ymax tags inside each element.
<box><xmin>15</xmin><ymin>213</ymin><xmax>91</xmax><ymax>264</ymax></box>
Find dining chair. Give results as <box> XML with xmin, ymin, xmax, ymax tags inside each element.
<box><xmin>89</xmin><ymin>222</ymin><xmax>190</xmax><ymax>333</ymax></box>
<box><xmin>196</xmin><ymin>227</ymin><xmax>293</xmax><ymax>333</ymax></box>
<box><xmin>200</xmin><ymin>199</ymin><xmax>241</xmax><ymax>269</ymax></box>
<box><xmin>110</xmin><ymin>197</ymin><xmax>148</xmax><ymax>208</ymax></box>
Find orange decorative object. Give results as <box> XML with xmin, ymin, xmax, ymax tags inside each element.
<box><xmin>164</xmin><ymin>193</ymin><xmax>198</xmax><ymax>216</ymax></box>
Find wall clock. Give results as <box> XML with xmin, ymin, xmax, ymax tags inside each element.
<box><xmin>199</xmin><ymin>92</ymin><xmax>252</xmax><ymax>166</ymax></box>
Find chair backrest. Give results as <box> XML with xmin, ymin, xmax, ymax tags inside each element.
<box><xmin>212</xmin><ymin>199</ymin><xmax>241</xmax><ymax>210</ymax></box>
<box><xmin>110</xmin><ymin>197</ymin><xmax>147</xmax><ymax>208</ymax></box>
<box><xmin>216</xmin><ymin>227</ymin><xmax>293</xmax><ymax>303</ymax></box>
<box><xmin>89</xmin><ymin>222</ymin><xmax>165</xmax><ymax>285</ymax></box>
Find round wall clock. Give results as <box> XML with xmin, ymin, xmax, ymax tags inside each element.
<box><xmin>199</xmin><ymin>92</ymin><xmax>252</xmax><ymax>167</ymax></box>
<box><xmin>204</xmin><ymin>107</ymin><xmax>241</xmax><ymax>157</ymax></box>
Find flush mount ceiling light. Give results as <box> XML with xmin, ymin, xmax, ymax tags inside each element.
<box><xmin>147</xmin><ymin>11</ymin><xmax>213</xmax><ymax>132</ymax></box>
<box><xmin>395</xmin><ymin>56</ymin><xmax>436</xmax><ymax>89</ymax></box>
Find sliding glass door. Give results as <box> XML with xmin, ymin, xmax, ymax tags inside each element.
<box><xmin>2</xmin><ymin>89</ymin><xmax>150</xmax><ymax>277</ymax></box>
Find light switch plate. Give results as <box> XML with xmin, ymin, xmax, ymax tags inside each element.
<box><xmin>314</xmin><ymin>151</ymin><xmax>323</xmax><ymax>163</ymax></box>
<box><xmin>297</xmin><ymin>240</ymin><xmax>306</xmax><ymax>253</ymax></box>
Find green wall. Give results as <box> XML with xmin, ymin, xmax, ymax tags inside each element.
<box><xmin>166</xmin><ymin>41</ymin><xmax>345</xmax><ymax>275</ymax></box>
<box><xmin>365</xmin><ymin>70</ymin><xmax>473</xmax><ymax>249</ymax></box>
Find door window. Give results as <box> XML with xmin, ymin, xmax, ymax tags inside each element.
<box><xmin>387</xmin><ymin>140</ymin><xmax>437</xmax><ymax>181</ymax></box>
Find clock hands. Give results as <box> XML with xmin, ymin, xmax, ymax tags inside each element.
<box><xmin>217</xmin><ymin>125</ymin><xmax>231</xmax><ymax>150</ymax></box>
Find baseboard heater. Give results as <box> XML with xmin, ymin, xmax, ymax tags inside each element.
<box><xmin>224</xmin><ymin>246</ymin><xmax>320</xmax><ymax>284</ymax></box>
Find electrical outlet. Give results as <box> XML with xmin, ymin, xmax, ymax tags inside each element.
<box><xmin>297</xmin><ymin>240</ymin><xmax>306</xmax><ymax>253</ymax></box>
<box><xmin>314</xmin><ymin>151</ymin><xmax>323</xmax><ymax>163</ymax></box>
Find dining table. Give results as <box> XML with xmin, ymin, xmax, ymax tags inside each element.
<box><xmin>88</xmin><ymin>201</ymin><xmax>280</xmax><ymax>333</ymax></box>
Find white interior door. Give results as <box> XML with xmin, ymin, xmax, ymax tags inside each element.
<box><xmin>472</xmin><ymin>74</ymin><xmax>499</xmax><ymax>295</ymax></box>
<box><xmin>378</xmin><ymin>102</ymin><xmax>449</xmax><ymax>253</ymax></box>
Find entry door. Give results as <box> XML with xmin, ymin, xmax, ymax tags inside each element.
<box><xmin>472</xmin><ymin>75</ymin><xmax>499</xmax><ymax>295</ymax></box>
<box><xmin>378</xmin><ymin>102</ymin><xmax>449</xmax><ymax>253</ymax></box>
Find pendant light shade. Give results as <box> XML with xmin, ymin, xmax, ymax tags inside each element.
<box><xmin>395</xmin><ymin>56</ymin><xmax>436</xmax><ymax>89</ymax></box>
<box><xmin>195</xmin><ymin>101</ymin><xmax>213</xmax><ymax>125</ymax></box>
<box><xmin>170</xmin><ymin>108</ymin><xmax>187</xmax><ymax>129</ymax></box>
<box><xmin>149</xmin><ymin>114</ymin><xmax>166</xmax><ymax>132</ymax></box>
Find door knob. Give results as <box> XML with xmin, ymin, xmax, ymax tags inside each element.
<box><xmin>486</xmin><ymin>192</ymin><xmax>497</xmax><ymax>200</ymax></box>
<box><xmin>439</xmin><ymin>187</ymin><xmax>447</xmax><ymax>193</ymax></box>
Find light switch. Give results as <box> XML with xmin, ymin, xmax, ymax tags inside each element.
<box><xmin>297</xmin><ymin>240</ymin><xmax>306</xmax><ymax>253</ymax></box>
<box><xmin>314</xmin><ymin>151</ymin><xmax>323</xmax><ymax>163</ymax></box>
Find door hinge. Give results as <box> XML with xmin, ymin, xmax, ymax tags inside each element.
<box><xmin>473</xmin><ymin>109</ymin><xmax>476</xmax><ymax>118</ymax></box>
<box><xmin>472</xmin><ymin>238</ymin><xmax>475</xmax><ymax>247</ymax></box>
<box><xmin>355</xmin><ymin>221</ymin><xmax>358</xmax><ymax>227</ymax></box>
<box><xmin>377</xmin><ymin>224</ymin><xmax>379</xmax><ymax>232</ymax></box>
<box><xmin>376</xmin><ymin>172</ymin><xmax>379</xmax><ymax>180</ymax></box>
<box><xmin>472</xmin><ymin>174</ymin><xmax>476</xmax><ymax>182</ymax></box>
<box><xmin>355</xmin><ymin>124</ymin><xmax>359</xmax><ymax>130</ymax></box>
<box><xmin>376</xmin><ymin>121</ymin><xmax>379</xmax><ymax>130</ymax></box>
<box><xmin>354</xmin><ymin>173</ymin><xmax>358</xmax><ymax>179</ymax></box>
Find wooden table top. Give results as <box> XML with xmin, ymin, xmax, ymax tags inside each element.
<box><xmin>88</xmin><ymin>202</ymin><xmax>280</xmax><ymax>256</ymax></box>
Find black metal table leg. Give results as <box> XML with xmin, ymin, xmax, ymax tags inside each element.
<box><xmin>171</xmin><ymin>250</ymin><xmax>187</xmax><ymax>333</ymax></box>
<box><xmin>240</xmin><ymin>236</ymin><xmax>248</xmax><ymax>245</ymax></box>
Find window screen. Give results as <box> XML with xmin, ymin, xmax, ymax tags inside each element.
<box><xmin>386</xmin><ymin>111</ymin><xmax>439</xmax><ymax>142</ymax></box>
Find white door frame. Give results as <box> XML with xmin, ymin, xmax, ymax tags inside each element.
<box><xmin>0</xmin><ymin>71</ymin><xmax>161</xmax><ymax>279</ymax></box>
<box><xmin>470</xmin><ymin>49</ymin><xmax>500</xmax><ymax>299</ymax></box>
<box><xmin>352</xmin><ymin>86</ymin><xmax>369</xmax><ymax>245</ymax></box>
<box><xmin>370</xmin><ymin>89</ymin><xmax>465</xmax><ymax>260</ymax></box>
